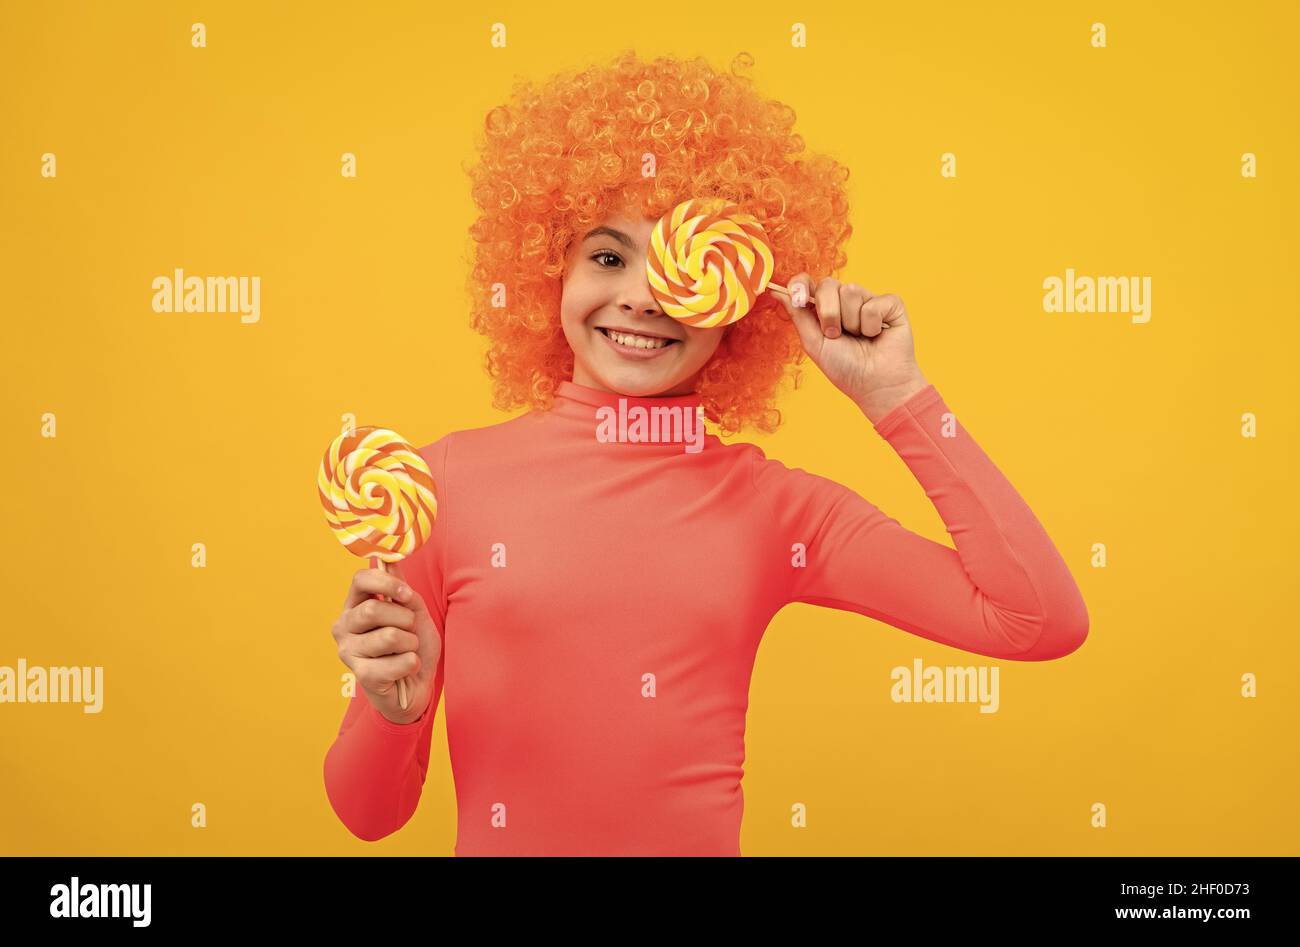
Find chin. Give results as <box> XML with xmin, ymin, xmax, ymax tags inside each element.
<box><xmin>601</xmin><ymin>374</ymin><xmax>670</xmax><ymax>397</ymax></box>
<box><xmin>596</xmin><ymin>365</ymin><xmax>683</xmax><ymax>395</ymax></box>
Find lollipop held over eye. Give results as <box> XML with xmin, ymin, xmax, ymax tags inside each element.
<box><xmin>317</xmin><ymin>426</ymin><xmax>438</xmax><ymax>711</ymax></box>
<box><xmin>646</xmin><ymin>197</ymin><xmax>873</xmax><ymax>327</ymax></box>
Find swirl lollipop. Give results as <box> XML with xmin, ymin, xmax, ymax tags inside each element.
<box><xmin>318</xmin><ymin>426</ymin><xmax>437</xmax><ymax>711</ymax></box>
<box><xmin>647</xmin><ymin>196</ymin><xmax>855</xmax><ymax>328</ymax></box>
<box><xmin>646</xmin><ymin>197</ymin><xmax>774</xmax><ymax>328</ymax></box>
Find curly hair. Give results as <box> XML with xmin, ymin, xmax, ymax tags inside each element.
<box><xmin>463</xmin><ymin>49</ymin><xmax>852</xmax><ymax>437</ymax></box>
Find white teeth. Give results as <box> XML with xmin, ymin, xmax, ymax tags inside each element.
<box><xmin>606</xmin><ymin>329</ymin><xmax>670</xmax><ymax>349</ymax></box>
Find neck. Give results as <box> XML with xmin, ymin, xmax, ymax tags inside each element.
<box><xmin>548</xmin><ymin>380</ymin><xmax>710</xmax><ymax>453</ymax></box>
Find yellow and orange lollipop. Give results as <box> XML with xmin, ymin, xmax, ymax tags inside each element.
<box><xmin>647</xmin><ymin>197</ymin><xmax>774</xmax><ymax>328</ymax></box>
<box><xmin>647</xmin><ymin>196</ymin><xmax>846</xmax><ymax>327</ymax></box>
<box><xmin>317</xmin><ymin>426</ymin><xmax>437</xmax><ymax>711</ymax></box>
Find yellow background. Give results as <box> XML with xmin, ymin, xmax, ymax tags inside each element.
<box><xmin>2</xmin><ymin>0</ymin><xmax>1295</xmax><ymax>855</ymax></box>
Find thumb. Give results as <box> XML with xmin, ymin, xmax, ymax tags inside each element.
<box><xmin>382</xmin><ymin>559</ymin><xmax>436</xmax><ymax>630</ymax></box>
<box><xmin>384</xmin><ymin>559</ymin><xmax>419</xmax><ymax>607</ymax></box>
<box><xmin>369</xmin><ymin>555</ymin><xmax>409</xmax><ymax>601</ymax></box>
<box><xmin>778</xmin><ymin>293</ymin><xmax>824</xmax><ymax>356</ymax></box>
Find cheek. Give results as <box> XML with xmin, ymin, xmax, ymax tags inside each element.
<box><xmin>558</xmin><ymin>290</ymin><xmax>584</xmax><ymax>331</ymax></box>
<box><xmin>684</xmin><ymin>329</ymin><xmax>725</xmax><ymax>361</ymax></box>
<box><xmin>560</xmin><ymin>282</ymin><xmax>596</xmax><ymax>324</ymax></box>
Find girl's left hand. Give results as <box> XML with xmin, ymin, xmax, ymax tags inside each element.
<box><xmin>773</xmin><ymin>274</ymin><xmax>930</xmax><ymax>423</ymax></box>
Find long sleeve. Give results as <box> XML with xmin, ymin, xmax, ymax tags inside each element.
<box><xmin>323</xmin><ymin>434</ymin><xmax>452</xmax><ymax>841</ymax></box>
<box><xmin>749</xmin><ymin>384</ymin><xmax>1088</xmax><ymax>661</ymax></box>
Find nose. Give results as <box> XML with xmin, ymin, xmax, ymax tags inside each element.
<box><xmin>616</xmin><ymin>286</ymin><xmax>665</xmax><ymax>320</ymax></box>
<box><xmin>616</xmin><ymin>272</ymin><xmax>664</xmax><ymax>319</ymax></box>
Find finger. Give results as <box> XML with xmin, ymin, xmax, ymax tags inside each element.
<box><xmin>385</xmin><ymin>562</ymin><xmax>440</xmax><ymax>643</ymax></box>
<box><xmin>790</xmin><ymin>303</ymin><xmax>826</xmax><ymax>356</ymax></box>
<box><xmin>859</xmin><ymin>292</ymin><xmax>883</xmax><ymax>337</ymax></box>
<box><xmin>839</xmin><ymin>282</ymin><xmax>870</xmax><ymax>335</ymax></box>
<box><xmin>860</xmin><ymin>294</ymin><xmax>907</xmax><ymax>335</ymax></box>
<box><xmin>772</xmin><ymin>273</ymin><xmax>829</xmax><ymax>354</ymax></box>
<box><xmin>343</xmin><ymin>566</ymin><xmax>410</xmax><ymax>612</ymax></box>
<box><xmin>383</xmin><ymin>560</ymin><xmax>424</xmax><ymax>612</ymax></box>
<box><xmin>355</xmin><ymin>652</ymin><xmax>422</xmax><ymax>690</ymax></box>
<box><xmin>814</xmin><ymin>277</ymin><xmax>842</xmax><ymax>338</ymax></box>
<box><xmin>773</xmin><ymin>272</ymin><xmax>813</xmax><ymax>318</ymax></box>
<box><xmin>351</xmin><ymin>626</ymin><xmax>421</xmax><ymax>659</ymax></box>
<box><xmin>784</xmin><ymin>285</ymin><xmax>825</xmax><ymax>353</ymax></box>
<box><xmin>346</xmin><ymin>597</ymin><xmax>416</xmax><ymax>636</ymax></box>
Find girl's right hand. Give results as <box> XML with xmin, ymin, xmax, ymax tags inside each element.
<box><xmin>332</xmin><ymin>565</ymin><xmax>441</xmax><ymax>726</ymax></box>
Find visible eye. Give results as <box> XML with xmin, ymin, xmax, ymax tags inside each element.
<box><xmin>590</xmin><ymin>250</ymin><xmax>624</xmax><ymax>268</ymax></box>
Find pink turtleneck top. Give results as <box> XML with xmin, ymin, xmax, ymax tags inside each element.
<box><xmin>323</xmin><ymin>380</ymin><xmax>1088</xmax><ymax>855</ymax></box>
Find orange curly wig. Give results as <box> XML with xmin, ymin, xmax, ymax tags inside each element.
<box><xmin>463</xmin><ymin>49</ymin><xmax>853</xmax><ymax>437</ymax></box>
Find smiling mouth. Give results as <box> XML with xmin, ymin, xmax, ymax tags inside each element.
<box><xmin>597</xmin><ymin>326</ymin><xmax>680</xmax><ymax>350</ymax></box>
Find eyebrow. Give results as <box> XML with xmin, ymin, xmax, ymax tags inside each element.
<box><xmin>582</xmin><ymin>226</ymin><xmax>638</xmax><ymax>251</ymax></box>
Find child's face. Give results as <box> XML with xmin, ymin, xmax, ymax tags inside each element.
<box><xmin>561</xmin><ymin>213</ymin><xmax>728</xmax><ymax>397</ymax></box>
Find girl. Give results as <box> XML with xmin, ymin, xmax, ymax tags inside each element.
<box><xmin>324</xmin><ymin>50</ymin><xmax>1089</xmax><ymax>856</ymax></box>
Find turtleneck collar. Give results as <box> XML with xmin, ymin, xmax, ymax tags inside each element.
<box><xmin>546</xmin><ymin>380</ymin><xmax>711</xmax><ymax>453</ymax></box>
